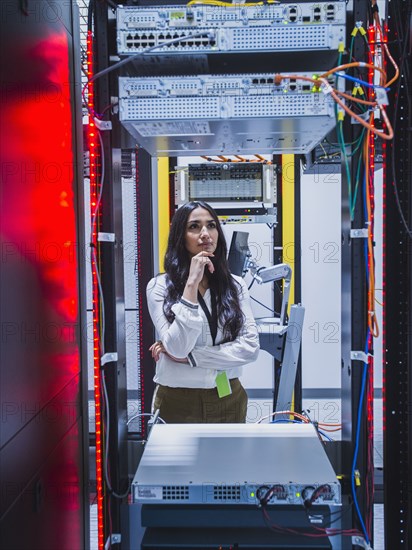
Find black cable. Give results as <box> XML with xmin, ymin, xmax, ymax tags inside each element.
<box><xmin>389</xmin><ymin>7</ymin><xmax>412</xmax><ymax>238</ymax></box>
<box><xmin>20</xmin><ymin>0</ymin><xmax>28</xmax><ymax>16</ymax></box>
<box><xmin>303</xmin><ymin>484</ymin><xmax>332</xmax><ymax>509</ymax></box>
<box><xmin>87</xmin><ymin>0</ymin><xmax>95</xmax><ymax>32</ymax></box>
<box><xmin>257</xmin><ymin>484</ymin><xmax>286</xmax><ymax>507</ymax></box>
<box><xmin>89</xmin><ymin>30</ymin><xmax>215</xmax><ymax>84</ymax></box>
<box><xmin>247</xmin><ymin>266</ymin><xmax>266</xmax><ymax>290</ymax></box>
<box><xmin>102</xmin><ymin>371</ymin><xmax>131</xmax><ymax>500</ymax></box>
<box><xmin>102</xmin><ymin>0</ymin><xmax>118</xmax><ymax>9</ymax></box>
<box><xmin>305</xmin><ymin>502</ymin><xmax>354</xmax><ymax>528</ymax></box>
<box><xmin>251</xmin><ymin>295</ymin><xmax>279</xmax><ymax>315</ymax></box>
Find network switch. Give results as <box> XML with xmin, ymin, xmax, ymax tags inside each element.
<box><xmin>117</xmin><ymin>2</ymin><xmax>346</xmax><ymax>56</ymax></box>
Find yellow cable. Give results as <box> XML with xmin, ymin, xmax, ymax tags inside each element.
<box><xmin>157</xmin><ymin>158</ymin><xmax>170</xmax><ymax>273</ymax></box>
<box><xmin>187</xmin><ymin>1</ymin><xmax>279</xmax><ymax>6</ymax></box>
<box><xmin>281</xmin><ymin>154</ymin><xmax>295</xmax><ymax>312</ymax></box>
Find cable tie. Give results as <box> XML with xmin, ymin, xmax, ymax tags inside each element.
<box><xmin>375</xmin><ymin>87</ymin><xmax>389</xmax><ymax>106</ymax></box>
<box><xmin>101</xmin><ymin>352</ymin><xmax>118</xmax><ymax>366</ymax></box>
<box><xmin>321</xmin><ymin>82</ymin><xmax>333</xmax><ymax>95</ymax></box>
<box><xmin>93</xmin><ymin>117</ymin><xmax>112</xmax><ymax>131</ymax></box>
<box><xmin>98</xmin><ymin>232</ymin><xmax>115</xmax><ymax>243</ymax></box>
<box><xmin>350</xmin><ymin>228</ymin><xmax>368</xmax><ymax>238</ymax></box>
<box><xmin>350</xmin><ymin>351</ymin><xmax>369</xmax><ymax>364</ymax></box>
<box><xmin>351</xmin><ymin>536</ymin><xmax>373</xmax><ymax>550</ymax></box>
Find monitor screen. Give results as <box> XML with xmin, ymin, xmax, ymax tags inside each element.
<box><xmin>227</xmin><ymin>231</ymin><xmax>250</xmax><ymax>277</ymax></box>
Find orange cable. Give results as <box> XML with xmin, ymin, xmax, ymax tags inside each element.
<box><xmin>334</xmin><ymin>89</ymin><xmax>377</xmax><ymax>106</ymax></box>
<box><xmin>320</xmin><ymin>61</ymin><xmax>387</xmax><ymax>86</ymax></box>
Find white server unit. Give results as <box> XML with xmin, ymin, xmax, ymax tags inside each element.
<box><xmin>118</xmin><ymin>72</ymin><xmax>343</xmax><ymax>156</ymax></box>
<box><xmin>132</xmin><ymin>423</ymin><xmax>342</xmax><ymax>506</ymax></box>
<box><xmin>116</xmin><ymin>2</ymin><xmax>346</xmax><ymax>56</ymax></box>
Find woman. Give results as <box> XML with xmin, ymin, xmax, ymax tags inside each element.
<box><xmin>146</xmin><ymin>201</ymin><xmax>260</xmax><ymax>423</ymax></box>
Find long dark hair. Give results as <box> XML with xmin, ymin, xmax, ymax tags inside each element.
<box><xmin>163</xmin><ymin>201</ymin><xmax>244</xmax><ymax>342</ymax></box>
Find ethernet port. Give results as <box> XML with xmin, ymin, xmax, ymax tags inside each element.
<box><xmin>313</xmin><ymin>7</ymin><xmax>321</xmax><ymax>21</ymax></box>
<box><xmin>259</xmin><ymin>78</ymin><xmax>266</xmax><ymax>84</ymax></box>
<box><xmin>287</xmin><ymin>6</ymin><xmax>298</xmax><ymax>23</ymax></box>
<box><xmin>326</xmin><ymin>4</ymin><xmax>335</xmax><ymax>20</ymax></box>
<box><xmin>126</xmin><ymin>34</ymin><xmax>133</xmax><ymax>48</ymax></box>
<box><xmin>148</xmin><ymin>34</ymin><xmax>155</xmax><ymax>47</ymax></box>
<box><xmin>252</xmin><ymin>78</ymin><xmax>259</xmax><ymax>84</ymax></box>
<box><xmin>289</xmin><ymin>79</ymin><xmax>297</xmax><ymax>91</ymax></box>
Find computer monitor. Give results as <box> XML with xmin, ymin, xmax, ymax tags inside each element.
<box><xmin>227</xmin><ymin>231</ymin><xmax>250</xmax><ymax>277</ymax></box>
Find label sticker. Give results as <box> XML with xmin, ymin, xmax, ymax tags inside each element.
<box><xmin>215</xmin><ymin>371</ymin><xmax>232</xmax><ymax>398</ymax></box>
<box><xmin>136</xmin><ymin>486</ymin><xmax>162</xmax><ymax>500</ymax></box>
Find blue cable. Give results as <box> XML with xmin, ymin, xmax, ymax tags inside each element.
<box><xmin>334</xmin><ymin>71</ymin><xmax>389</xmax><ymax>91</ymax></box>
<box><xmin>271</xmin><ymin>420</ymin><xmax>334</xmax><ymax>442</ymax></box>
<box><xmin>350</xmin><ymin>330</ymin><xmax>371</xmax><ymax>545</ymax></box>
<box><xmin>270</xmin><ymin>419</ymin><xmax>302</xmax><ymax>424</ymax></box>
<box><xmin>317</xmin><ymin>430</ymin><xmax>334</xmax><ymax>442</ymax></box>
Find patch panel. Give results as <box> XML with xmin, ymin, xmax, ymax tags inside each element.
<box><xmin>116</xmin><ymin>2</ymin><xmax>346</xmax><ymax>55</ymax></box>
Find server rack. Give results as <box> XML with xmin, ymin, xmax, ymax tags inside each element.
<box><xmin>86</xmin><ymin>1</ymin><xmax>412</xmax><ymax>548</ymax></box>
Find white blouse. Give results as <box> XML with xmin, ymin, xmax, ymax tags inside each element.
<box><xmin>146</xmin><ymin>273</ymin><xmax>260</xmax><ymax>389</ymax></box>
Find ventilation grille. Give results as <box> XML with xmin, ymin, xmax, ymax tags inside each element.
<box><xmin>232</xmin><ymin>26</ymin><xmax>329</xmax><ymax>50</ymax></box>
<box><xmin>121</xmin><ymin>94</ymin><xmax>333</xmax><ymax>121</ymax></box>
<box><xmin>233</xmin><ymin>95</ymin><xmax>329</xmax><ymax>118</ymax></box>
<box><xmin>121</xmin><ymin>97</ymin><xmax>220</xmax><ymax>120</ymax></box>
<box><xmin>162</xmin><ymin>485</ymin><xmax>189</xmax><ymax>500</ymax></box>
<box><xmin>213</xmin><ymin>485</ymin><xmax>242</xmax><ymax>501</ymax></box>
<box><xmin>121</xmin><ymin>150</ymin><xmax>133</xmax><ymax>178</ymax></box>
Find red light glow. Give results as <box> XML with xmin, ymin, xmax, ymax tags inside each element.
<box><xmin>87</xmin><ymin>30</ymin><xmax>105</xmax><ymax>550</ymax></box>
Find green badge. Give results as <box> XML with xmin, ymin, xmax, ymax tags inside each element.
<box><xmin>215</xmin><ymin>371</ymin><xmax>232</xmax><ymax>399</ymax></box>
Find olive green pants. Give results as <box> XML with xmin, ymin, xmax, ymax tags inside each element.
<box><xmin>153</xmin><ymin>378</ymin><xmax>248</xmax><ymax>423</ymax></box>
